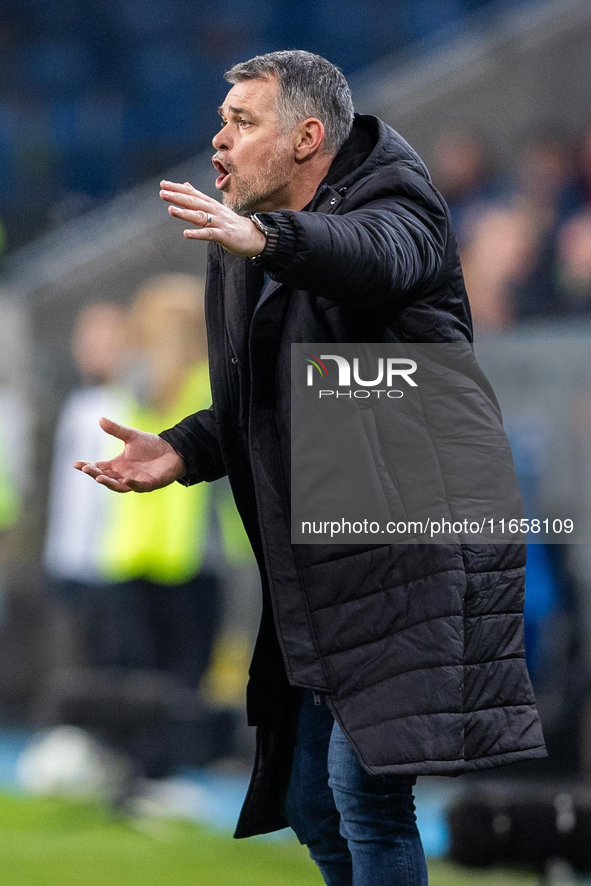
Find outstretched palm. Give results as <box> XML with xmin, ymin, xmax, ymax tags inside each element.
<box><xmin>73</xmin><ymin>417</ymin><xmax>186</xmax><ymax>493</ymax></box>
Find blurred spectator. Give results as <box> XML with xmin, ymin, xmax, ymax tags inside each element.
<box><xmin>460</xmin><ymin>203</ymin><xmax>540</xmax><ymax>332</ymax></box>
<box><xmin>453</xmin><ymin>126</ymin><xmax>591</xmax><ymax>327</ymax></box>
<box><xmin>431</xmin><ymin>128</ymin><xmax>502</xmax><ymax>248</ymax></box>
<box><xmin>574</xmin><ymin>119</ymin><xmax>591</xmax><ymax>207</ymax></box>
<box><xmin>504</xmin><ymin>131</ymin><xmax>583</xmax><ymax>321</ymax></box>
<box><xmin>37</xmin><ymin>302</ymin><xmax>131</xmax><ymax>762</ymax></box>
<box><xmin>555</xmin><ymin>210</ymin><xmax>591</xmax><ymax>315</ymax></box>
<box><xmin>43</xmin><ymin>301</ymin><xmax>130</xmax><ymax>588</ymax></box>
<box><xmin>516</xmin><ymin>129</ymin><xmax>582</xmax><ymax>230</ymax></box>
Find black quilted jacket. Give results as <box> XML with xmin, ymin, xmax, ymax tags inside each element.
<box><xmin>161</xmin><ymin>114</ymin><xmax>546</xmax><ymax>838</ymax></box>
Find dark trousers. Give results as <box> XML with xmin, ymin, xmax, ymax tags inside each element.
<box><xmin>284</xmin><ymin>690</ymin><xmax>428</xmax><ymax>886</ymax></box>
<box><xmin>49</xmin><ymin>573</ymin><xmax>221</xmax><ymax>777</ymax></box>
<box><xmin>84</xmin><ymin>574</ymin><xmax>220</xmax><ymax>687</ymax></box>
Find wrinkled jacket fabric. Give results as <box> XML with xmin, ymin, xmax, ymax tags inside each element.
<box><xmin>161</xmin><ymin>114</ymin><xmax>546</xmax><ymax>838</ymax></box>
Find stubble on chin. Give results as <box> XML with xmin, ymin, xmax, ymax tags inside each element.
<box><xmin>222</xmin><ymin>180</ymin><xmax>275</xmax><ymax>216</ymax></box>
<box><xmin>222</xmin><ymin>144</ymin><xmax>293</xmax><ymax>215</ymax></box>
<box><xmin>221</xmin><ymin>189</ymin><xmax>252</xmax><ymax>215</ymax></box>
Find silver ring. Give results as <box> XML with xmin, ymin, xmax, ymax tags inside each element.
<box><xmin>203</xmin><ymin>212</ymin><xmax>212</xmax><ymax>227</ymax></box>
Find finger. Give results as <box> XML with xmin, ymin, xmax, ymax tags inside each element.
<box><xmin>159</xmin><ymin>181</ymin><xmax>214</xmax><ymax>203</ymax></box>
<box><xmin>78</xmin><ymin>463</ymin><xmax>129</xmax><ymax>491</ymax></box>
<box><xmin>160</xmin><ymin>189</ymin><xmax>206</xmax><ymax>208</ymax></box>
<box><xmin>160</xmin><ymin>190</ymin><xmax>199</xmax><ymax>207</ymax></box>
<box><xmin>93</xmin><ymin>460</ymin><xmax>117</xmax><ymax>471</ymax></box>
<box><xmin>78</xmin><ymin>460</ymin><xmax>119</xmax><ymax>474</ymax></box>
<box><xmin>96</xmin><ymin>475</ymin><xmax>132</xmax><ymax>493</ymax></box>
<box><xmin>160</xmin><ymin>189</ymin><xmax>216</xmax><ymax>212</ymax></box>
<box><xmin>168</xmin><ymin>206</ymin><xmax>215</xmax><ymax>229</ymax></box>
<box><xmin>183</xmin><ymin>227</ymin><xmax>218</xmax><ymax>240</ymax></box>
<box><xmin>96</xmin><ymin>468</ymin><xmax>123</xmax><ymax>480</ymax></box>
<box><xmin>168</xmin><ymin>206</ymin><xmax>221</xmax><ymax>230</ymax></box>
<box><xmin>81</xmin><ymin>464</ymin><xmax>124</xmax><ymax>483</ymax></box>
<box><xmin>160</xmin><ymin>188</ymin><xmax>199</xmax><ymax>204</ymax></box>
<box><xmin>124</xmin><ymin>477</ymin><xmax>150</xmax><ymax>493</ymax></box>
<box><xmin>99</xmin><ymin>416</ymin><xmax>134</xmax><ymax>442</ymax></box>
<box><xmin>160</xmin><ymin>180</ymin><xmax>195</xmax><ymax>195</ymax></box>
<box><xmin>80</xmin><ymin>463</ymin><xmax>104</xmax><ymax>479</ymax></box>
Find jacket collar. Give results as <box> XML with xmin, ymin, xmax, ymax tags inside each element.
<box><xmin>319</xmin><ymin>113</ymin><xmax>432</xmax><ymax>194</ymax></box>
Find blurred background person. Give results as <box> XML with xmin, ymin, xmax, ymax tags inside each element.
<box><xmin>555</xmin><ymin>209</ymin><xmax>591</xmax><ymax>315</ymax></box>
<box><xmin>574</xmin><ymin>119</ymin><xmax>591</xmax><ymax>207</ymax></box>
<box><xmin>39</xmin><ymin>300</ymin><xmax>135</xmax><ymax>795</ymax></box>
<box><xmin>509</xmin><ymin>130</ymin><xmax>582</xmax><ymax>321</ymax></box>
<box><xmin>460</xmin><ymin>203</ymin><xmax>541</xmax><ymax>333</ymax></box>
<box><xmin>431</xmin><ymin>128</ymin><xmax>504</xmax><ymax>249</ymax></box>
<box><xmin>515</xmin><ymin>128</ymin><xmax>582</xmax><ymax>231</ymax></box>
<box><xmin>43</xmin><ymin>301</ymin><xmax>130</xmax><ymax>617</ymax></box>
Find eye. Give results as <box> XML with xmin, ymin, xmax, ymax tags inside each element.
<box><xmin>238</xmin><ymin>119</ymin><xmax>252</xmax><ymax>128</ymax></box>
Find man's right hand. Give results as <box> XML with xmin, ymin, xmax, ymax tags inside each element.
<box><xmin>73</xmin><ymin>417</ymin><xmax>186</xmax><ymax>493</ymax></box>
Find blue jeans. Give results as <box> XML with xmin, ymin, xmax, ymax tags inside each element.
<box><xmin>284</xmin><ymin>690</ymin><xmax>428</xmax><ymax>886</ymax></box>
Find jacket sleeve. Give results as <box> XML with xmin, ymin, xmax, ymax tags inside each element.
<box><xmin>159</xmin><ymin>405</ymin><xmax>227</xmax><ymax>486</ymax></box>
<box><xmin>257</xmin><ymin>169</ymin><xmax>449</xmax><ymax>308</ymax></box>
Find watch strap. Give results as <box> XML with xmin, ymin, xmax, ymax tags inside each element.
<box><xmin>249</xmin><ymin>213</ymin><xmax>281</xmax><ymax>264</ymax></box>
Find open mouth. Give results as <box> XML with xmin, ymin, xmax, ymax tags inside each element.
<box><xmin>212</xmin><ymin>157</ymin><xmax>231</xmax><ymax>189</ymax></box>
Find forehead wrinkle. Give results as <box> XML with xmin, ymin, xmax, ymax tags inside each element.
<box><xmin>220</xmin><ymin>78</ymin><xmax>279</xmax><ymax>120</ymax></box>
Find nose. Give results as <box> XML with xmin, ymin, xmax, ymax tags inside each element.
<box><xmin>212</xmin><ymin>123</ymin><xmax>231</xmax><ymax>151</ymax></box>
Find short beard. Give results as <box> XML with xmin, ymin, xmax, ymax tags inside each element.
<box><xmin>222</xmin><ymin>141</ymin><xmax>293</xmax><ymax>215</ymax></box>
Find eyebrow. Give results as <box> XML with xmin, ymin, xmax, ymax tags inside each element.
<box><xmin>217</xmin><ymin>105</ymin><xmax>256</xmax><ymax>119</ymax></box>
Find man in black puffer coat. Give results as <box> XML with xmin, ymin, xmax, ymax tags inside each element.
<box><xmin>76</xmin><ymin>51</ymin><xmax>546</xmax><ymax>886</ymax></box>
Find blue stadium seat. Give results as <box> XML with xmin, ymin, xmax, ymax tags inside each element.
<box><xmin>16</xmin><ymin>39</ymin><xmax>96</xmax><ymax>97</ymax></box>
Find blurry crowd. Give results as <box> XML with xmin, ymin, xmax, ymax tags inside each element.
<box><xmin>432</xmin><ymin>123</ymin><xmax>591</xmax><ymax>331</ymax></box>
<box><xmin>10</xmin><ymin>274</ymin><xmax>258</xmax><ymax>801</ymax></box>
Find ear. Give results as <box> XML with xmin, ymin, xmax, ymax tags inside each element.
<box><xmin>294</xmin><ymin>118</ymin><xmax>325</xmax><ymax>160</ymax></box>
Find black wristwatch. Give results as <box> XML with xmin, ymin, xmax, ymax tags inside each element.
<box><xmin>249</xmin><ymin>212</ymin><xmax>280</xmax><ymax>264</ymax></box>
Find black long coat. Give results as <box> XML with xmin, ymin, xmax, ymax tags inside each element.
<box><xmin>161</xmin><ymin>114</ymin><xmax>546</xmax><ymax>838</ymax></box>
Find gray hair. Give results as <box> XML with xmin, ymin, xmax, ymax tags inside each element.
<box><xmin>224</xmin><ymin>50</ymin><xmax>354</xmax><ymax>156</ymax></box>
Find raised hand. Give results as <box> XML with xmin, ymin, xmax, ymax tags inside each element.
<box><xmin>73</xmin><ymin>417</ymin><xmax>186</xmax><ymax>493</ymax></box>
<box><xmin>159</xmin><ymin>180</ymin><xmax>266</xmax><ymax>256</ymax></box>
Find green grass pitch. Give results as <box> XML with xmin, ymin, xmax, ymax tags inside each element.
<box><xmin>0</xmin><ymin>792</ymin><xmax>538</xmax><ymax>885</ymax></box>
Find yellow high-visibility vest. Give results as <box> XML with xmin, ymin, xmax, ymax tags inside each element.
<box><xmin>99</xmin><ymin>363</ymin><xmax>252</xmax><ymax>584</ymax></box>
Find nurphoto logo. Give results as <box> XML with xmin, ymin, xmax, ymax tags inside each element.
<box><xmin>304</xmin><ymin>353</ymin><xmax>418</xmax><ymax>399</ymax></box>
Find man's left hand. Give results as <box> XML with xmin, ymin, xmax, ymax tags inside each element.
<box><xmin>159</xmin><ymin>180</ymin><xmax>266</xmax><ymax>256</ymax></box>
